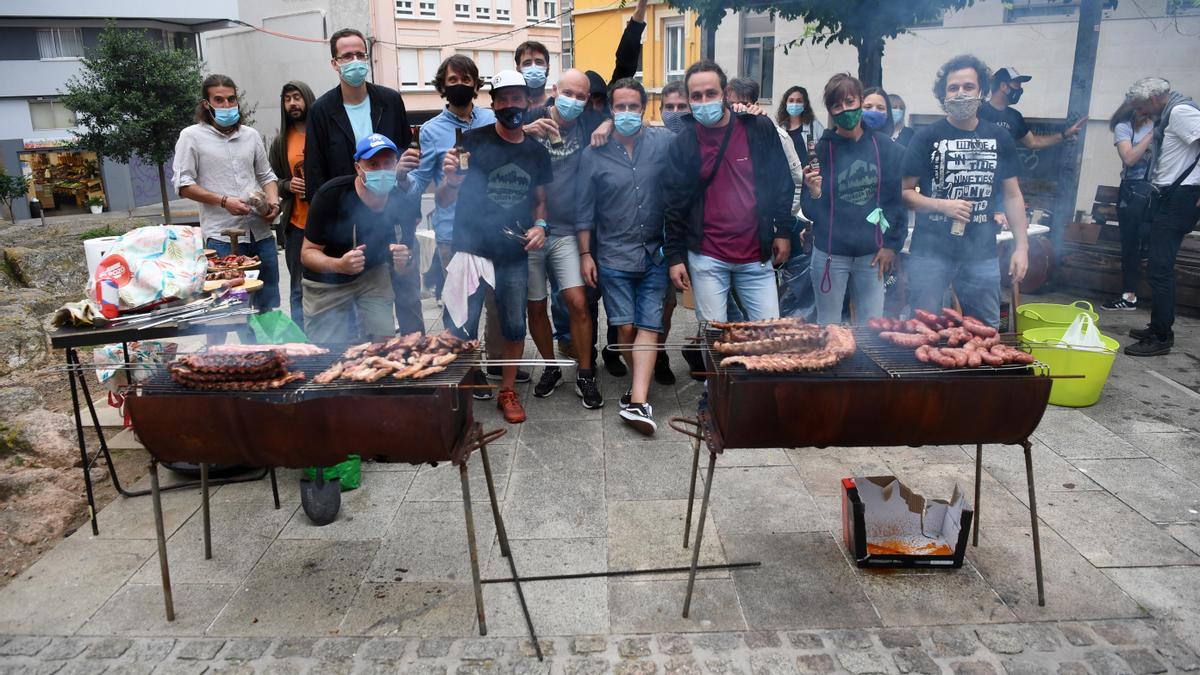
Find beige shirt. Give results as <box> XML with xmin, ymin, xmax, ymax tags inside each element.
<box><xmin>172</xmin><ymin>122</ymin><xmax>278</xmax><ymax>243</ymax></box>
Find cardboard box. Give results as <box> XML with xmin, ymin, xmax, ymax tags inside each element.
<box><xmin>1065</xmin><ymin>221</ymin><xmax>1102</xmax><ymax>245</ymax></box>
<box><xmin>841</xmin><ymin>476</ymin><xmax>973</xmax><ymax>568</ymax></box>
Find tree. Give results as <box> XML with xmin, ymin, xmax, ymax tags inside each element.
<box><xmin>61</xmin><ymin>23</ymin><xmax>203</xmax><ymax>224</ymax></box>
<box><xmin>667</xmin><ymin>0</ymin><xmax>975</xmax><ymax>87</ymax></box>
<box><xmin>0</xmin><ymin>166</ymin><xmax>29</xmax><ymax>223</ymax></box>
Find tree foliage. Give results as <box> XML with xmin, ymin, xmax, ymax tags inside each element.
<box><xmin>0</xmin><ymin>167</ymin><xmax>29</xmax><ymax>222</ymax></box>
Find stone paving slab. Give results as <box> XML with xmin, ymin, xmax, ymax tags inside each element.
<box><xmin>1034</xmin><ymin>490</ymin><xmax>1200</xmax><ymax>567</ymax></box>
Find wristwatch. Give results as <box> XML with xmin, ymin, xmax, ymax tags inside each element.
<box><xmin>535</xmin><ymin>219</ymin><xmax>548</xmax><ymax>230</ymax></box>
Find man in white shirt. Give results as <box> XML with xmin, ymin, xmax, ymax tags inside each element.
<box><xmin>1125</xmin><ymin>77</ymin><xmax>1200</xmax><ymax>357</ymax></box>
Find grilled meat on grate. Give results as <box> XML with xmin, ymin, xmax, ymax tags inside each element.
<box><xmin>314</xmin><ymin>330</ymin><xmax>479</xmax><ymax>384</ymax></box>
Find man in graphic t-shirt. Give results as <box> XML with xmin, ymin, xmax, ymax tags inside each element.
<box><xmin>439</xmin><ymin>70</ymin><xmax>552</xmax><ymax>425</ymax></box>
<box><xmin>902</xmin><ymin>54</ymin><xmax>1030</xmax><ymax>328</ymax></box>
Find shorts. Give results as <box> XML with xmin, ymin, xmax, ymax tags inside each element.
<box><xmin>527</xmin><ymin>233</ymin><xmax>585</xmax><ymax>302</ymax></box>
<box><xmin>443</xmin><ymin>255</ymin><xmax>529</xmax><ymax>343</ymax></box>
<box><xmin>598</xmin><ymin>259</ymin><xmax>669</xmax><ymax>333</ymax></box>
<box><xmin>302</xmin><ymin>263</ymin><xmax>396</xmax><ymax>343</ymax></box>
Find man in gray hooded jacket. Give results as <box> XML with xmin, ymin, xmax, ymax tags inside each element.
<box><xmin>269</xmin><ymin>80</ymin><xmax>317</xmax><ymax>329</ymax></box>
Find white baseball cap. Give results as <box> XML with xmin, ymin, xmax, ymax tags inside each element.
<box><xmin>491</xmin><ymin>69</ymin><xmax>527</xmax><ymax>92</ymax></box>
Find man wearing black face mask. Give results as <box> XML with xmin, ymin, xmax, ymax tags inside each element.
<box><xmin>269</xmin><ymin>80</ymin><xmax>316</xmax><ymax>328</ymax></box>
<box><xmin>980</xmin><ymin>67</ymin><xmax>1087</xmax><ymax>150</ymax></box>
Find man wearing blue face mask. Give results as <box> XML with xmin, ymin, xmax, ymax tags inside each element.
<box><xmin>300</xmin><ymin>134</ymin><xmax>422</xmax><ymax>344</ymax></box>
<box><xmin>305</xmin><ymin>28</ymin><xmax>421</xmax><ymax>334</ymax></box>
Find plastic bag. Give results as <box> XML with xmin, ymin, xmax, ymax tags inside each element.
<box><xmin>89</xmin><ymin>226</ymin><xmax>206</xmax><ymax>316</ymax></box>
<box><xmin>303</xmin><ymin>455</ymin><xmax>361</xmax><ymax>492</ymax></box>
<box><xmin>1061</xmin><ymin>313</ymin><xmax>1106</xmax><ymax>350</ymax></box>
<box><xmin>247</xmin><ymin>310</ymin><xmax>308</xmax><ymax>345</ymax></box>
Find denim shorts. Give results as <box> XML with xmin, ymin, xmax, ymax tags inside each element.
<box><xmin>598</xmin><ymin>260</ymin><xmax>669</xmax><ymax>333</ymax></box>
<box><xmin>443</xmin><ymin>255</ymin><xmax>530</xmax><ymax>343</ymax></box>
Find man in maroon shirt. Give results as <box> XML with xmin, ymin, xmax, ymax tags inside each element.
<box><xmin>662</xmin><ymin>60</ymin><xmax>794</xmax><ymax>322</ymax></box>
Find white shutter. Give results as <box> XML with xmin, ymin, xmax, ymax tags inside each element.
<box><xmin>398</xmin><ymin>50</ymin><xmax>420</xmax><ymax>87</ymax></box>
<box><xmin>495</xmin><ymin>0</ymin><xmax>511</xmax><ymax>21</ymax></box>
<box><xmin>421</xmin><ymin>50</ymin><xmax>441</xmax><ymax>87</ymax></box>
<box><xmin>474</xmin><ymin>0</ymin><xmax>490</xmax><ymax>20</ymax></box>
<box><xmin>477</xmin><ymin>51</ymin><xmax>496</xmax><ymax>83</ymax></box>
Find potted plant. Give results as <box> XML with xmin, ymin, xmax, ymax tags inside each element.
<box><xmin>87</xmin><ymin>196</ymin><xmax>104</xmax><ymax>214</ymax></box>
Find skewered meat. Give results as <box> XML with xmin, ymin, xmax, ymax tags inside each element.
<box><xmin>713</xmin><ymin>334</ymin><xmax>825</xmax><ymax>356</ymax></box>
<box><xmin>205</xmin><ymin>343</ymin><xmax>329</xmax><ymax>357</ymax></box>
<box><xmin>313</xmin><ymin>331</ymin><xmax>478</xmax><ymax>384</ymax></box>
<box><xmin>718</xmin><ymin>323</ymin><xmax>855</xmax><ymax>371</ymax></box>
<box><xmin>170</xmin><ymin>370</ymin><xmax>305</xmax><ymax>390</ymax></box>
<box><xmin>720</xmin><ymin>351</ymin><xmax>839</xmax><ymax>371</ymax></box>
<box><xmin>176</xmin><ymin>352</ymin><xmax>286</xmax><ymax>375</ymax></box>
<box><xmin>709</xmin><ymin>317</ymin><xmax>813</xmax><ymax>330</ymax></box>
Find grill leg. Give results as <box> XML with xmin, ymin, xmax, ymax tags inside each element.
<box><xmin>683</xmin><ymin>433</ymin><xmax>701</xmax><ymax>549</ymax></box>
<box><xmin>66</xmin><ymin>349</ymin><xmax>99</xmax><ymax>536</ymax></box>
<box><xmin>683</xmin><ymin>452</ymin><xmax>717</xmax><ymax>619</ymax></box>
<box><xmin>149</xmin><ymin>459</ymin><xmax>175</xmax><ymax>622</ymax></box>
<box><xmin>201</xmin><ymin>463</ymin><xmax>212</xmax><ymax>560</ymax></box>
<box><xmin>74</xmin><ymin>348</ymin><xmax>125</xmax><ymax>495</ymax></box>
<box><xmin>460</xmin><ymin>462</ymin><xmax>487</xmax><ymax>635</ymax></box>
<box><xmin>269</xmin><ymin>467</ymin><xmax>281</xmax><ymax>510</ymax></box>
<box><xmin>1023</xmin><ymin>439</ymin><xmax>1046</xmax><ymax>606</ymax></box>
<box><xmin>479</xmin><ymin>444</ymin><xmax>510</xmax><ymax>558</ymax></box>
<box><xmin>973</xmin><ymin>443</ymin><xmax>983</xmax><ymax>547</ymax></box>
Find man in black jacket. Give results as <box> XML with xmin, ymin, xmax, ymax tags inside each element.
<box><xmin>304</xmin><ymin>28</ymin><xmax>422</xmax><ymax>334</ymax></box>
<box><xmin>663</xmin><ymin>60</ymin><xmax>793</xmax><ymax>323</ymax></box>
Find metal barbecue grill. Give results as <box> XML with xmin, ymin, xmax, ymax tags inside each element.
<box><xmin>671</xmin><ymin>323</ymin><xmax>1054</xmax><ymax>618</ymax></box>
<box><xmin>122</xmin><ymin>348</ymin><xmax>545</xmax><ymax>657</ymax></box>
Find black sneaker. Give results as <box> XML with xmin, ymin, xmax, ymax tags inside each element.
<box><xmin>654</xmin><ymin>352</ymin><xmax>677</xmax><ymax>385</ymax></box>
<box><xmin>1129</xmin><ymin>326</ymin><xmax>1155</xmax><ymax>341</ymax></box>
<box><xmin>619</xmin><ymin>389</ymin><xmax>632</xmax><ymax>410</ymax></box>
<box><xmin>470</xmin><ymin>369</ymin><xmax>493</xmax><ymax>400</ymax></box>
<box><xmin>601</xmin><ymin>346</ymin><xmax>627</xmax><ymax>377</ymax></box>
<box><xmin>575</xmin><ymin>374</ymin><xmax>604</xmax><ymax>409</ymax></box>
<box><xmin>681</xmin><ymin>344</ymin><xmax>706</xmax><ymax>381</ymax></box>
<box><xmin>533</xmin><ymin>367</ymin><xmax>563</xmax><ymax>397</ymax></box>
<box><xmin>619</xmin><ymin>402</ymin><xmax>657</xmax><ymax>435</ymax></box>
<box><xmin>1102</xmin><ymin>297</ymin><xmax>1139</xmax><ymax>311</ymax></box>
<box><xmin>1125</xmin><ymin>334</ymin><xmax>1172</xmax><ymax>357</ymax></box>
<box><xmin>486</xmin><ymin>365</ymin><xmax>531</xmax><ymax>383</ymax></box>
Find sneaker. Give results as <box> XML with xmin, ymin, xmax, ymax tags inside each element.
<box><xmin>470</xmin><ymin>369</ymin><xmax>493</xmax><ymax>400</ymax></box>
<box><xmin>601</xmin><ymin>346</ymin><xmax>627</xmax><ymax>377</ymax></box>
<box><xmin>533</xmin><ymin>367</ymin><xmax>563</xmax><ymax>398</ymax></box>
<box><xmin>654</xmin><ymin>352</ymin><xmax>677</xmax><ymax>385</ymax></box>
<box><xmin>619</xmin><ymin>389</ymin><xmax>632</xmax><ymax>409</ymax></box>
<box><xmin>619</xmin><ymin>402</ymin><xmax>657</xmax><ymax>435</ymax></box>
<box><xmin>681</xmin><ymin>344</ymin><xmax>706</xmax><ymax>381</ymax></box>
<box><xmin>486</xmin><ymin>365</ymin><xmax>531</xmax><ymax>383</ymax></box>
<box><xmin>1102</xmin><ymin>297</ymin><xmax>1139</xmax><ymax>311</ymax></box>
<box><xmin>1128</xmin><ymin>326</ymin><xmax>1155</xmax><ymax>341</ymax></box>
<box><xmin>497</xmin><ymin>388</ymin><xmax>526</xmax><ymax>423</ymax></box>
<box><xmin>1125</xmin><ymin>335</ymin><xmax>1172</xmax><ymax>357</ymax></box>
<box><xmin>575</xmin><ymin>374</ymin><xmax>604</xmax><ymax>409</ymax></box>
<box><xmin>557</xmin><ymin>339</ymin><xmax>577</xmax><ymax>360</ymax></box>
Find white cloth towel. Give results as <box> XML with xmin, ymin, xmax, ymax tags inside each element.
<box><xmin>443</xmin><ymin>252</ymin><xmax>495</xmax><ymax>331</ymax></box>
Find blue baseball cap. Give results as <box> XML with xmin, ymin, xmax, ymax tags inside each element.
<box><xmin>354</xmin><ymin>133</ymin><xmax>399</xmax><ymax>161</ymax></box>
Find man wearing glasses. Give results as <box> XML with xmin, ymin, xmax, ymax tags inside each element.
<box><xmin>305</xmin><ymin>28</ymin><xmax>423</xmax><ymax>334</ymax></box>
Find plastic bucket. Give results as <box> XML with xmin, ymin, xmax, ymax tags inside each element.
<box><xmin>1021</xmin><ymin>327</ymin><xmax>1118</xmax><ymax>407</ymax></box>
<box><xmin>1016</xmin><ymin>301</ymin><xmax>1098</xmax><ymax>333</ymax></box>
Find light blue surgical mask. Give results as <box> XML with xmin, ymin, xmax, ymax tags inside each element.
<box><xmin>555</xmin><ymin>94</ymin><xmax>585</xmax><ymax>121</ymax></box>
<box><xmin>786</xmin><ymin>102</ymin><xmax>805</xmax><ymax>117</ymax></box>
<box><xmin>211</xmin><ymin>106</ymin><xmax>240</xmax><ymax>127</ymax></box>
<box><xmin>614</xmin><ymin>111</ymin><xmax>643</xmax><ymax>137</ymax></box>
<box><xmin>892</xmin><ymin>108</ymin><xmax>905</xmax><ymax>124</ymax></box>
<box><xmin>691</xmin><ymin>101</ymin><xmax>725</xmax><ymax>128</ymax></box>
<box><xmin>363</xmin><ymin>169</ymin><xmax>397</xmax><ymax>196</ymax></box>
<box><xmin>339</xmin><ymin>60</ymin><xmax>370</xmax><ymax>87</ymax></box>
<box><xmin>521</xmin><ymin>65</ymin><xmax>547</xmax><ymax>89</ymax></box>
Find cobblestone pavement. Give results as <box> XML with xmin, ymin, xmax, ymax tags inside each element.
<box><xmin>2</xmin><ymin>618</ymin><xmax>1197</xmax><ymax>674</ymax></box>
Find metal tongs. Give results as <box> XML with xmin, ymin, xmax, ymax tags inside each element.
<box><xmin>102</xmin><ymin>296</ymin><xmax>217</xmax><ymax>328</ymax></box>
<box><xmin>501</xmin><ymin>221</ymin><xmax>531</xmax><ymax>243</ymax></box>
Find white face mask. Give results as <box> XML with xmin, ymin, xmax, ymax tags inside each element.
<box><xmin>943</xmin><ymin>94</ymin><xmax>983</xmax><ymax>122</ymax></box>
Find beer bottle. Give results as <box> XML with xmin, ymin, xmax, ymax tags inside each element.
<box><xmin>410</xmin><ymin>124</ymin><xmax>421</xmax><ymax>150</ymax></box>
<box><xmin>454</xmin><ymin>128</ymin><xmax>470</xmax><ymax>171</ymax></box>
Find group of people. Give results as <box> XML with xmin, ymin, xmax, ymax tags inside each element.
<box><xmin>172</xmin><ymin>14</ymin><xmax>1199</xmax><ymax>435</ymax></box>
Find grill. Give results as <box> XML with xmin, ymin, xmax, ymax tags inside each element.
<box><xmin>673</xmin><ymin>323</ymin><xmax>1054</xmax><ymax>618</ymax></box>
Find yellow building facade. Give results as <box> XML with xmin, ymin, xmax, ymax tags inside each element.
<box><xmin>569</xmin><ymin>0</ymin><xmax>700</xmax><ymax>121</ymax></box>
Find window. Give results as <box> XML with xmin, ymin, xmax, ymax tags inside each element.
<box><xmin>395</xmin><ymin>0</ymin><xmax>414</xmax><ymax>16</ymax></box>
<box><xmin>1168</xmin><ymin>0</ymin><xmax>1200</xmax><ymax>15</ymax></box>
<box><xmin>496</xmin><ymin>0</ymin><xmax>511</xmax><ymax>21</ymax></box>
<box><xmin>476</xmin><ymin>51</ymin><xmax>496</xmax><ymax>83</ymax></box>
<box><xmin>455</xmin><ymin>1</ymin><xmax>470</xmax><ymax>17</ymax></box>
<box><xmin>29</xmin><ymin>101</ymin><xmax>77</xmax><ymax>130</ymax></box>
<box><xmin>527</xmin><ymin>0</ymin><xmax>539</xmax><ymax>22</ymax></box>
<box><xmin>419</xmin><ymin>0</ymin><xmax>437</xmax><ymax>16</ymax></box>
<box><xmin>1004</xmin><ymin>0</ymin><xmax>1079</xmax><ymax>22</ymax></box>
<box><xmin>398</xmin><ymin>50</ymin><xmax>420</xmax><ymax>87</ymax></box>
<box><xmin>542</xmin><ymin>0</ymin><xmax>558</xmax><ymax>22</ymax></box>
<box><xmin>741</xmin><ymin>34</ymin><xmax>774</xmax><ymax>100</ymax></box>
<box><xmin>421</xmin><ymin>49</ymin><xmax>440</xmax><ymax>87</ymax></box>
<box><xmin>912</xmin><ymin>9</ymin><xmax>944</xmax><ymax>27</ymax></box>
<box><xmin>664</xmin><ymin>21</ymin><xmax>685</xmax><ymax>83</ymax></box>
<box><xmin>475</xmin><ymin>0</ymin><xmax>490</xmax><ymax>20</ymax></box>
<box><xmin>36</xmin><ymin>28</ymin><xmax>85</xmax><ymax>59</ymax></box>
<box><xmin>562</xmin><ymin>46</ymin><xmax>573</xmax><ymax>70</ymax></box>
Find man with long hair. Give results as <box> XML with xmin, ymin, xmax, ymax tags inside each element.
<box><xmin>269</xmin><ymin>80</ymin><xmax>316</xmax><ymax>327</ymax></box>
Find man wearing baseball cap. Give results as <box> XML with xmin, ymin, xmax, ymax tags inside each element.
<box><xmin>438</xmin><ymin>70</ymin><xmax>552</xmax><ymax>424</ymax></box>
<box><xmin>300</xmin><ymin>132</ymin><xmax>422</xmax><ymax>343</ymax></box>
<box><xmin>980</xmin><ymin>67</ymin><xmax>1088</xmax><ymax>149</ymax></box>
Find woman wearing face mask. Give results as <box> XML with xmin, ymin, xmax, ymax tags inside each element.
<box><xmin>776</xmin><ymin>85</ymin><xmax>825</xmax><ymax>158</ymax></box>
<box><xmin>1102</xmin><ymin>98</ymin><xmax>1155</xmax><ymax>312</ymax></box>
<box><xmin>800</xmin><ymin>74</ymin><xmax>907</xmax><ymax>325</ymax></box>
<box><xmin>861</xmin><ymin>87</ymin><xmax>895</xmax><ymax>137</ymax></box>
<box><xmin>888</xmin><ymin>94</ymin><xmax>915</xmax><ymax>147</ymax></box>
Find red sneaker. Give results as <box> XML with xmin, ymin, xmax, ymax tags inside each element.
<box><xmin>497</xmin><ymin>388</ymin><xmax>526</xmax><ymax>424</ymax></box>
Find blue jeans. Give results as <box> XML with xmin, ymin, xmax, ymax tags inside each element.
<box><xmin>443</xmin><ymin>257</ymin><xmax>529</xmax><ymax>342</ymax></box>
<box><xmin>598</xmin><ymin>260</ymin><xmax>669</xmax><ymax>333</ymax></box>
<box><xmin>907</xmin><ymin>253</ymin><xmax>1001</xmax><ymax>328</ymax></box>
<box><xmin>809</xmin><ymin>248</ymin><xmax>884</xmax><ymax>325</ymax></box>
<box><xmin>206</xmin><ymin>236</ymin><xmax>280</xmax><ymax>313</ymax></box>
<box><xmin>687</xmin><ymin>251</ymin><xmax>779</xmax><ymax>323</ymax></box>
<box><xmin>778</xmin><ymin>250</ymin><xmax>815</xmax><ymax>320</ymax></box>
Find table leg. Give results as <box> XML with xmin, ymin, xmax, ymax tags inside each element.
<box><xmin>479</xmin><ymin>443</ymin><xmax>509</xmax><ymax>558</ymax></box>
<box><xmin>460</xmin><ymin>462</ymin><xmax>487</xmax><ymax>635</ymax></box>
<box><xmin>201</xmin><ymin>463</ymin><xmax>212</xmax><ymax>560</ymax></box>
<box><xmin>683</xmin><ymin>433</ymin><xmax>701</xmax><ymax>549</ymax></box>
<box><xmin>1023</xmin><ymin>439</ymin><xmax>1046</xmax><ymax>606</ymax></box>
<box><xmin>73</xmin><ymin>348</ymin><xmax>124</xmax><ymax>494</ymax></box>
<box><xmin>269</xmin><ymin>468</ymin><xmax>281</xmax><ymax>510</ymax></box>
<box><xmin>973</xmin><ymin>443</ymin><xmax>983</xmax><ymax>547</ymax></box>
<box><xmin>149</xmin><ymin>459</ymin><xmax>175</xmax><ymax>622</ymax></box>
<box><xmin>683</xmin><ymin>452</ymin><xmax>717</xmax><ymax>619</ymax></box>
<box><xmin>66</xmin><ymin>348</ymin><xmax>100</xmax><ymax>535</ymax></box>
